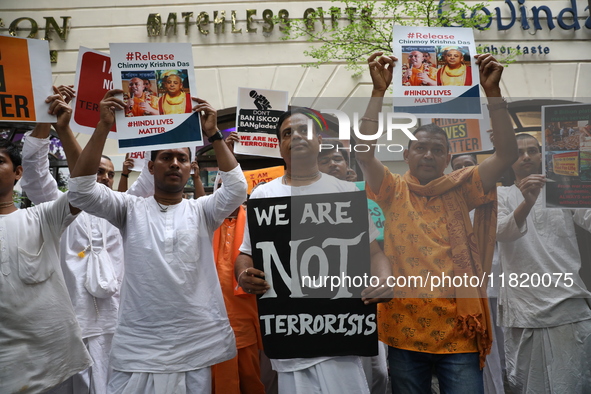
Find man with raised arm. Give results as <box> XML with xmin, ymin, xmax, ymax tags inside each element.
<box><xmin>497</xmin><ymin>133</ymin><xmax>591</xmax><ymax>393</ymax></box>
<box><xmin>355</xmin><ymin>52</ymin><xmax>517</xmax><ymax>393</ymax></box>
<box><xmin>20</xmin><ymin>85</ymin><xmax>153</xmax><ymax>394</ymax></box>
<box><xmin>68</xmin><ymin>90</ymin><xmax>247</xmax><ymax>393</ymax></box>
<box><xmin>0</xmin><ymin>92</ymin><xmax>92</xmax><ymax>394</ymax></box>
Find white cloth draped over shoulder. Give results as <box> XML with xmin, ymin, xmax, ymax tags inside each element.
<box><xmin>20</xmin><ymin>134</ymin><xmax>154</xmax><ymax>338</ymax></box>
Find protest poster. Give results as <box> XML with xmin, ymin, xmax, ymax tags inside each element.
<box><xmin>110</xmin><ymin>43</ymin><xmax>202</xmax><ymax>153</ymax></box>
<box><xmin>127</xmin><ymin>151</ymin><xmax>148</xmax><ymax>172</ymax></box>
<box><xmin>248</xmin><ymin>191</ymin><xmax>377</xmax><ymax>359</ymax></box>
<box><xmin>392</xmin><ymin>26</ymin><xmax>481</xmax><ymax>119</ymax></box>
<box><xmin>431</xmin><ymin>104</ymin><xmax>493</xmax><ymax>154</ymax></box>
<box><xmin>71</xmin><ymin>47</ymin><xmax>117</xmax><ymax>137</ymax></box>
<box><xmin>234</xmin><ymin>87</ymin><xmax>288</xmax><ymax>158</ymax></box>
<box><xmin>243</xmin><ymin>166</ymin><xmax>285</xmax><ymax>195</ymax></box>
<box><xmin>0</xmin><ymin>36</ymin><xmax>54</xmax><ymax>124</ymax></box>
<box><xmin>542</xmin><ymin>103</ymin><xmax>591</xmax><ymax>208</ymax></box>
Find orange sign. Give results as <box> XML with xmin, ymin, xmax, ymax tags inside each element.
<box><xmin>432</xmin><ymin>118</ymin><xmax>485</xmax><ymax>154</ymax></box>
<box><xmin>0</xmin><ymin>36</ymin><xmax>35</xmax><ymax>121</ymax></box>
<box><xmin>0</xmin><ymin>36</ymin><xmax>53</xmax><ymax>123</ymax></box>
<box><xmin>243</xmin><ymin>165</ymin><xmax>284</xmax><ymax>194</ymax></box>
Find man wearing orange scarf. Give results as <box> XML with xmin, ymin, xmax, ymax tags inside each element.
<box><xmin>355</xmin><ymin>52</ymin><xmax>517</xmax><ymax>394</ymax></box>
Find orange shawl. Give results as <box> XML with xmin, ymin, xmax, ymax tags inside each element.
<box><xmin>403</xmin><ymin>166</ymin><xmax>496</xmax><ymax>368</ymax></box>
<box><xmin>213</xmin><ymin>206</ymin><xmax>249</xmax><ymax>297</ymax></box>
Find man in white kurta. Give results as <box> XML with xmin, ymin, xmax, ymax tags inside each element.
<box><xmin>68</xmin><ymin>90</ymin><xmax>247</xmax><ymax>393</ymax></box>
<box><xmin>496</xmin><ymin>134</ymin><xmax>591</xmax><ymax>393</ymax></box>
<box><xmin>0</xmin><ymin>193</ymin><xmax>93</xmax><ymax>394</ymax></box>
<box><xmin>20</xmin><ymin>126</ymin><xmax>154</xmax><ymax>394</ymax></box>
<box><xmin>0</xmin><ymin>103</ymin><xmax>92</xmax><ymax>394</ymax></box>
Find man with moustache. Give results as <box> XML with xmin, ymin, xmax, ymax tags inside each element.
<box><xmin>356</xmin><ymin>51</ymin><xmax>517</xmax><ymax>393</ymax></box>
<box><xmin>68</xmin><ymin>89</ymin><xmax>246</xmax><ymax>393</ymax></box>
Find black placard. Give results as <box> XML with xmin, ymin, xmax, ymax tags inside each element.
<box><xmin>248</xmin><ymin>190</ymin><xmax>378</xmax><ymax>359</ymax></box>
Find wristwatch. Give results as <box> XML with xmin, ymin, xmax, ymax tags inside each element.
<box><xmin>208</xmin><ymin>130</ymin><xmax>224</xmax><ymax>143</ymax></box>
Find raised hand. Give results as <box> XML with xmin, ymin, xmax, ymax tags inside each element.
<box><xmin>122</xmin><ymin>154</ymin><xmax>134</xmax><ymax>173</ymax></box>
<box><xmin>191</xmin><ymin>97</ymin><xmax>218</xmax><ymax>138</ymax></box>
<box><xmin>367</xmin><ymin>52</ymin><xmax>397</xmax><ymax>93</ymax></box>
<box><xmin>475</xmin><ymin>53</ymin><xmax>503</xmax><ymax>97</ymax></box>
<box><xmin>225</xmin><ymin>131</ymin><xmax>239</xmax><ymax>151</ymax></box>
<box><xmin>46</xmin><ymin>86</ymin><xmax>72</xmax><ymax>131</ymax></box>
<box><xmin>56</xmin><ymin>85</ymin><xmax>76</xmax><ymax>104</ymax></box>
<box><xmin>190</xmin><ymin>160</ymin><xmax>200</xmax><ymax>173</ymax></box>
<box><xmin>99</xmin><ymin>89</ymin><xmax>125</xmax><ymax>126</ymax></box>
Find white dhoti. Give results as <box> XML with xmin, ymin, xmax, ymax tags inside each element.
<box><xmin>504</xmin><ymin>319</ymin><xmax>591</xmax><ymax>394</ymax></box>
<box><xmin>44</xmin><ymin>334</ymin><xmax>114</xmax><ymax>394</ymax></box>
<box><xmin>108</xmin><ymin>368</ymin><xmax>211</xmax><ymax>394</ymax></box>
<box><xmin>278</xmin><ymin>357</ymin><xmax>370</xmax><ymax>394</ymax></box>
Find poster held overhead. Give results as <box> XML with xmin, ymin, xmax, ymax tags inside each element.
<box><xmin>110</xmin><ymin>43</ymin><xmax>202</xmax><ymax>152</ymax></box>
<box><xmin>392</xmin><ymin>26</ymin><xmax>482</xmax><ymax>119</ymax></box>
<box><xmin>234</xmin><ymin>87</ymin><xmax>289</xmax><ymax>158</ymax></box>
<box><xmin>71</xmin><ymin>47</ymin><xmax>118</xmax><ymax>138</ymax></box>
<box><xmin>0</xmin><ymin>36</ymin><xmax>55</xmax><ymax>124</ymax></box>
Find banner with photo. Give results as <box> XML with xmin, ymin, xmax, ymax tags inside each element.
<box><xmin>248</xmin><ymin>191</ymin><xmax>377</xmax><ymax>359</ymax></box>
<box><xmin>0</xmin><ymin>36</ymin><xmax>54</xmax><ymax>124</ymax></box>
<box><xmin>71</xmin><ymin>47</ymin><xmax>118</xmax><ymax>138</ymax></box>
<box><xmin>110</xmin><ymin>43</ymin><xmax>202</xmax><ymax>152</ymax></box>
<box><xmin>392</xmin><ymin>26</ymin><xmax>482</xmax><ymax>119</ymax></box>
<box><xmin>542</xmin><ymin>103</ymin><xmax>591</xmax><ymax>208</ymax></box>
<box><xmin>234</xmin><ymin>87</ymin><xmax>288</xmax><ymax>158</ymax></box>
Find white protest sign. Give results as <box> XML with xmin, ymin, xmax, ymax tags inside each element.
<box><xmin>234</xmin><ymin>87</ymin><xmax>288</xmax><ymax>158</ymax></box>
<box><xmin>110</xmin><ymin>43</ymin><xmax>202</xmax><ymax>153</ymax></box>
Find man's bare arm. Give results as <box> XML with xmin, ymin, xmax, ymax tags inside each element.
<box><xmin>190</xmin><ymin>161</ymin><xmax>206</xmax><ymax>198</ymax></box>
<box><xmin>47</xmin><ymin>87</ymin><xmax>82</xmax><ymax>174</ymax></box>
<box><xmin>71</xmin><ymin>90</ymin><xmax>125</xmax><ymax>179</ymax></box>
<box><xmin>355</xmin><ymin>52</ymin><xmax>398</xmax><ymax>195</ymax></box>
<box><xmin>362</xmin><ymin>240</ymin><xmax>394</xmax><ymax>305</ymax></box>
<box><xmin>117</xmin><ymin>155</ymin><xmax>133</xmax><ymax>193</ymax></box>
<box><xmin>45</xmin><ymin>88</ymin><xmax>84</xmax><ymax>214</ymax></box>
<box><xmin>474</xmin><ymin>54</ymin><xmax>518</xmax><ymax>193</ymax></box>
